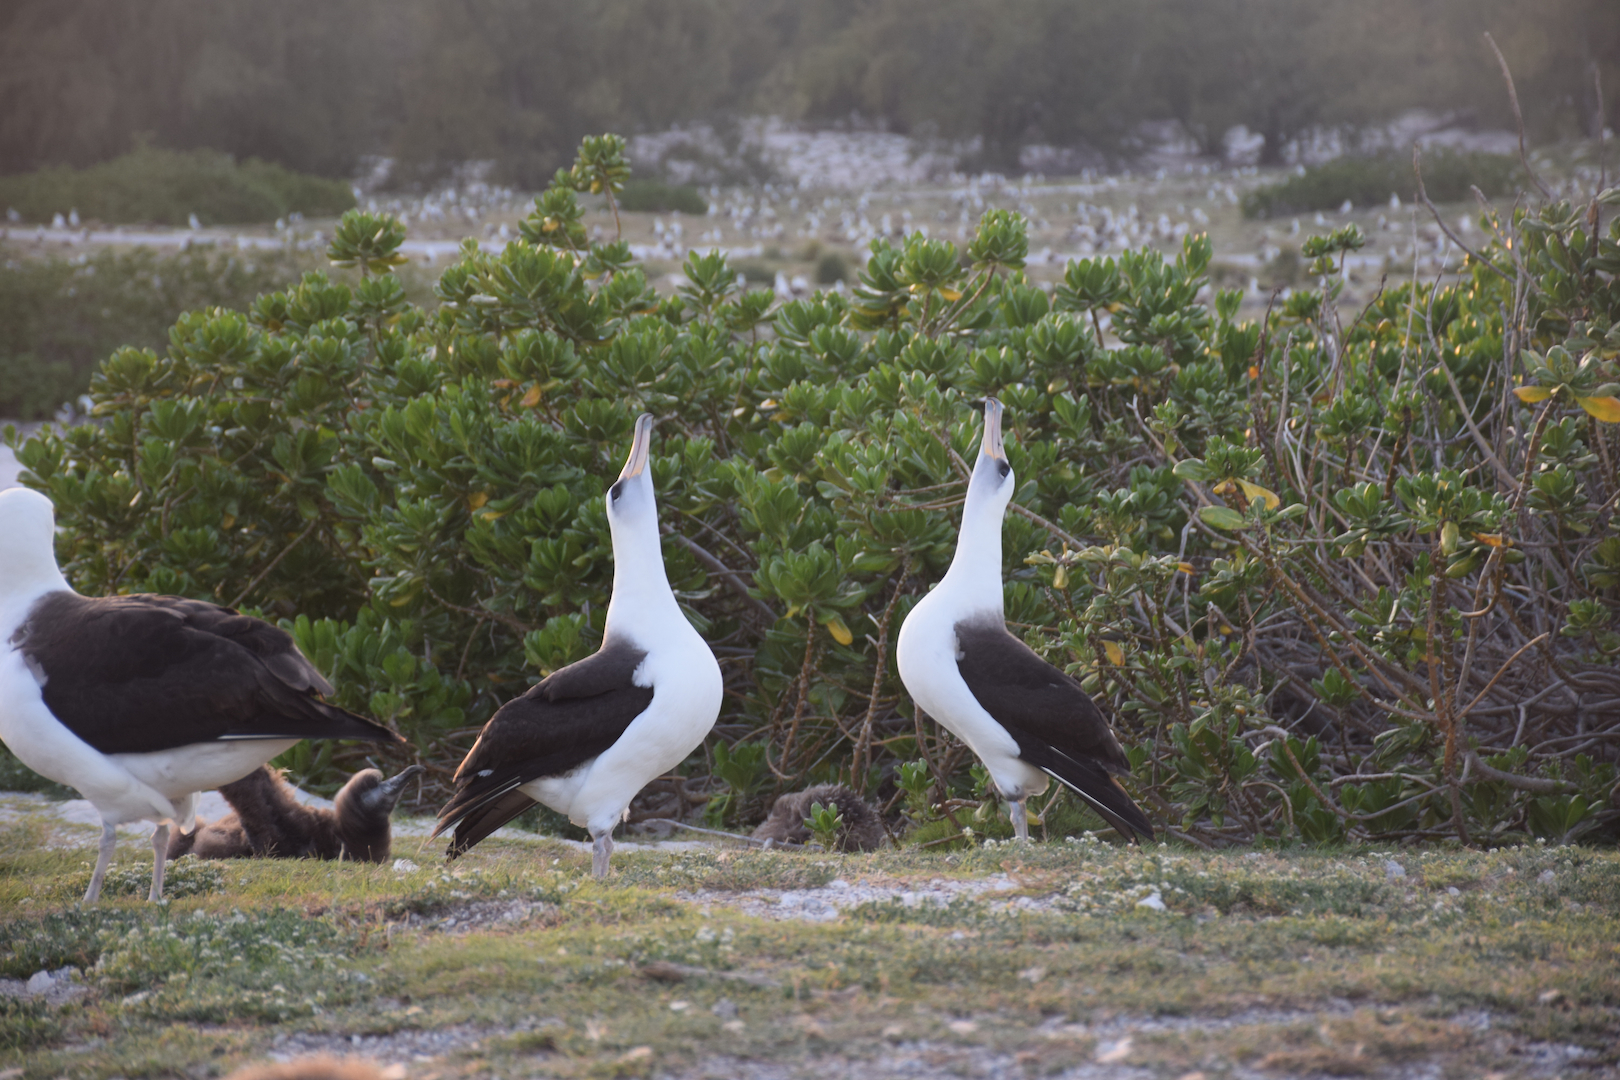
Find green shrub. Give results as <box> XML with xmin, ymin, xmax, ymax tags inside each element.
<box><xmin>0</xmin><ymin>146</ymin><xmax>355</xmax><ymax>226</ymax></box>
<box><xmin>817</xmin><ymin>251</ymin><xmax>849</xmax><ymax>284</ymax></box>
<box><xmin>614</xmin><ymin>179</ymin><xmax>708</xmax><ymax>215</ymax></box>
<box><xmin>0</xmin><ymin>244</ymin><xmax>315</xmax><ymax>419</ymax></box>
<box><xmin>9</xmin><ymin>135</ymin><xmax>1618</xmax><ymax>849</ymax></box>
<box><xmin>1242</xmin><ymin>150</ymin><xmax>1523</xmax><ymax>218</ymax></box>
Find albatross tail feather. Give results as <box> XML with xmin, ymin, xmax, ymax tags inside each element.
<box><xmin>437</xmin><ymin>787</ymin><xmax>539</xmax><ymax>859</ymax></box>
<box><xmin>433</xmin><ymin>762</ymin><xmax>542</xmax><ymax>858</ymax></box>
<box><xmin>1017</xmin><ymin>743</ymin><xmax>1155</xmax><ymax>843</ymax></box>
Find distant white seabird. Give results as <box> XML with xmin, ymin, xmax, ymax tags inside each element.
<box><xmin>434</xmin><ymin>414</ymin><xmax>723</xmax><ymax>877</ymax></box>
<box><xmin>896</xmin><ymin>398</ymin><xmax>1154</xmax><ymax>843</ymax></box>
<box><xmin>0</xmin><ymin>487</ymin><xmax>401</xmax><ymax>901</ymax></box>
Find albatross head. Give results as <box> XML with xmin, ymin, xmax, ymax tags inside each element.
<box><xmin>606</xmin><ymin>412</ymin><xmax>658</xmax><ymax>538</ymax></box>
<box><xmin>965</xmin><ymin>397</ymin><xmax>1015</xmax><ymax>518</ymax></box>
<box><xmin>603</xmin><ymin>413</ymin><xmax>677</xmax><ymax>625</ymax></box>
<box><xmin>0</xmin><ymin>488</ymin><xmax>71</xmax><ymax>607</ymax></box>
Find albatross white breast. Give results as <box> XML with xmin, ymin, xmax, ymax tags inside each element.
<box><xmin>434</xmin><ymin>413</ymin><xmax>723</xmax><ymax>877</ymax></box>
<box><xmin>0</xmin><ymin>487</ymin><xmax>403</xmax><ymax>902</ymax></box>
<box><xmin>895</xmin><ymin>398</ymin><xmax>1154</xmax><ymax>843</ymax></box>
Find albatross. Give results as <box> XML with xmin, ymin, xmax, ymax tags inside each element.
<box><xmin>0</xmin><ymin>487</ymin><xmax>402</xmax><ymax>902</ymax></box>
<box><xmin>434</xmin><ymin>413</ymin><xmax>723</xmax><ymax>877</ymax></box>
<box><xmin>895</xmin><ymin>398</ymin><xmax>1154</xmax><ymax>843</ymax></box>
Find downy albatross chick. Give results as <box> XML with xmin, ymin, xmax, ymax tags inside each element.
<box><xmin>752</xmin><ymin>783</ymin><xmax>886</xmax><ymax>852</ymax></box>
<box><xmin>434</xmin><ymin>414</ymin><xmax>723</xmax><ymax>877</ymax></box>
<box><xmin>895</xmin><ymin>399</ymin><xmax>1154</xmax><ymax>843</ymax></box>
<box><xmin>168</xmin><ymin>764</ymin><xmax>423</xmax><ymax>862</ymax></box>
<box><xmin>0</xmin><ymin>488</ymin><xmax>402</xmax><ymax>902</ymax></box>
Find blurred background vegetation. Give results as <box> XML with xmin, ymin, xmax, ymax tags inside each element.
<box><xmin>1</xmin><ymin>0</ymin><xmax>1615</xmax><ymax>185</ymax></box>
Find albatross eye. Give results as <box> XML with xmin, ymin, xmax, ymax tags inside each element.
<box><xmin>609</xmin><ymin>481</ymin><xmax>624</xmax><ymax>502</ymax></box>
<box><xmin>997</xmin><ymin>461</ymin><xmax>1010</xmax><ymax>478</ymax></box>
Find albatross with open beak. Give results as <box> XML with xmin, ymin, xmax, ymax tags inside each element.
<box><xmin>434</xmin><ymin>414</ymin><xmax>723</xmax><ymax>876</ymax></box>
<box><xmin>895</xmin><ymin>398</ymin><xmax>1154</xmax><ymax>843</ymax></box>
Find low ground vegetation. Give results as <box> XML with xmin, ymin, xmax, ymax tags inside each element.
<box><xmin>0</xmin><ymin>244</ymin><xmax>323</xmax><ymax>419</ymax></box>
<box><xmin>0</xmin><ymin>147</ymin><xmax>355</xmax><ymax>228</ymax></box>
<box><xmin>1</xmin><ymin>801</ymin><xmax>1616</xmax><ymax>1077</ymax></box>
<box><xmin>1242</xmin><ymin>149</ymin><xmax>1524</xmax><ymax>218</ymax></box>
<box><xmin>614</xmin><ymin>181</ymin><xmax>709</xmax><ymax>216</ymax></box>
<box><xmin>5</xmin><ymin>135</ymin><xmax>1620</xmax><ymax>855</ymax></box>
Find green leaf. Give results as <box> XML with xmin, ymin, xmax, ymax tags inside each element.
<box><xmin>1173</xmin><ymin>458</ymin><xmax>1211</xmax><ymax>482</ymax></box>
<box><xmin>1200</xmin><ymin>506</ymin><xmax>1247</xmax><ymax>531</ymax></box>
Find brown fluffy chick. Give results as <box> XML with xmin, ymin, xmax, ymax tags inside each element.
<box><xmin>168</xmin><ymin>765</ymin><xmax>422</xmax><ymax>863</ymax></box>
<box><xmin>751</xmin><ymin>783</ymin><xmax>886</xmax><ymax>852</ymax></box>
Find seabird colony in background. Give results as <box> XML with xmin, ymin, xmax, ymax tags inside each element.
<box><xmin>897</xmin><ymin>398</ymin><xmax>1154</xmax><ymax>843</ymax></box>
<box><xmin>434</xmin><ymin>414</ymin><xmax>723</xmax><ymax>877</ymax></box>
<box><xmin>0</xmin><ymin>487</ymin><xmax>401</xmax><ymax>902</ymax></box>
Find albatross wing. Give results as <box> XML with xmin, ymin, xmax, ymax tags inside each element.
<box><xmin>953</xmin><ymin>621</ymin><xmax>1153</xmax><ymax>841</ymax></box>
<box><xmin>16</xmin><ymin>592</ymin><xmax>398</xmax><ymax>753</ymax></box>
<box><xmin>434</xmin><ymin>640</ymin><xmax>655</xmax><ymax>855</ymax></box>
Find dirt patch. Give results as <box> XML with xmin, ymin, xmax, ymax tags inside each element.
<box><xmin>266</xmin><ymin>1022</ymin><xmax>517</xmax><ymax>1064</ymax></box>
<box><xmin>678</xmin><ymin>874</ymin><xmax>1026</xmax><ymax>922</ymax></box>
<box><xmin>0</xmin><ymin>966</ymin><xmax>88</xmax><ymax>1007</ymax></box>
<box><xmin>666</xmin><ymin>1044</ymin><xmax>1156</xmax><ymax>1080</ymax></box>
<box><xmin>398</xmin><ymin>899</ymin><xmax>557</xmax><ymax>935</ymax></box>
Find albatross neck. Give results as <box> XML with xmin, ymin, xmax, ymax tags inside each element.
<box><xmin>0</xmin><ymin>546</ymin><xmax>72</xmax><ymax>636</ymax></box>
<box><xmin>938</xmin><ymin>480</ymin><xmax>1007</xmax><ymax>619</ymax></box>
<box><xmin>603</xmin><ymin>515</ymin><xmax>684</xmax><ymax>637</ymax></box>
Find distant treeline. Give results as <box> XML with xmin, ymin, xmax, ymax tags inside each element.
<box><xmin>1</xmin><ymin>0</ymin><xmax>1615</xmax><ymax>184</ymax></box>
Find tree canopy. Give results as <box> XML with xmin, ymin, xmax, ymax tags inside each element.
<box><xmin>2</xmin><ymin>0</ymin><xmax>1615</xmax><ymax>182</ymax></box>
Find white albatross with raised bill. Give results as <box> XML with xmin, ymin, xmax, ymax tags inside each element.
<box><xmin>896</xmin><ymin>398</ymin><xmax>1154</xmax><ymax>843</ymax></box>
<box><xmin>0</xmin><ymin>487</ymin><xmax>402</xmax><ymax>902</ymax></box>
<box><xmin>434</xmin><ymin>413</ymin><xmax>723</xmax><ymax>877</ymax></box>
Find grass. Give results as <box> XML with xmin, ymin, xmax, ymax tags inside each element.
<box><xmin>2</xmin><ymin>795</ymin><xmax>1616</xmax><ymax>1078</ymax></box>
<box><xmin>0</xmin><ymin>146</ymin><xmax>355</xmax><ymax>227</ymax></box>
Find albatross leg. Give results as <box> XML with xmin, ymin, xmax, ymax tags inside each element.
<box><xmin>84</xmin><ymin>822</ymin><xmax>117</xmax><ymax>903</ymax></box>
<box><xmin>590</xmin><ymin>830</ymin><xmax>614</xmax><ymax>879</ymax></box>
<box><xmin>148</xmin><ymin>824</ymin><xmax>171</xmax><ymax>902</ymax></box>
<box><xmin>1009</xmin><ymin>799</ymin><xmax>1030</xmax><ymax>843</ymax></box>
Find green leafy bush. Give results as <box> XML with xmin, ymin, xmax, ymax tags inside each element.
<box><xmin>9</xmin><ymin>135</ymin><xmax>1619</xmax><ymax>849</ymax></box>
<box><xmin>615</xmin><ymin>180</ymin><xmax>709</xmax><ymax>215</ymax></box>
<box><xmin>817</xmin><ymin>252</ymin><xmax>850</xmax><ymax>284</ymax></box>
<box><xmin>1242</xmin><ymin>150</ymin><xmax>1523</xmax><ymax>218</ymax></box>
<box><xmin>0</xmin><ymin>146</ymin><xmax>354</xmax><ymax>226</ymax></box>
<box><xmin>0</xmin><ymin>244</ymin><xmax>318</xmax><ymax>419</ymax></box>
